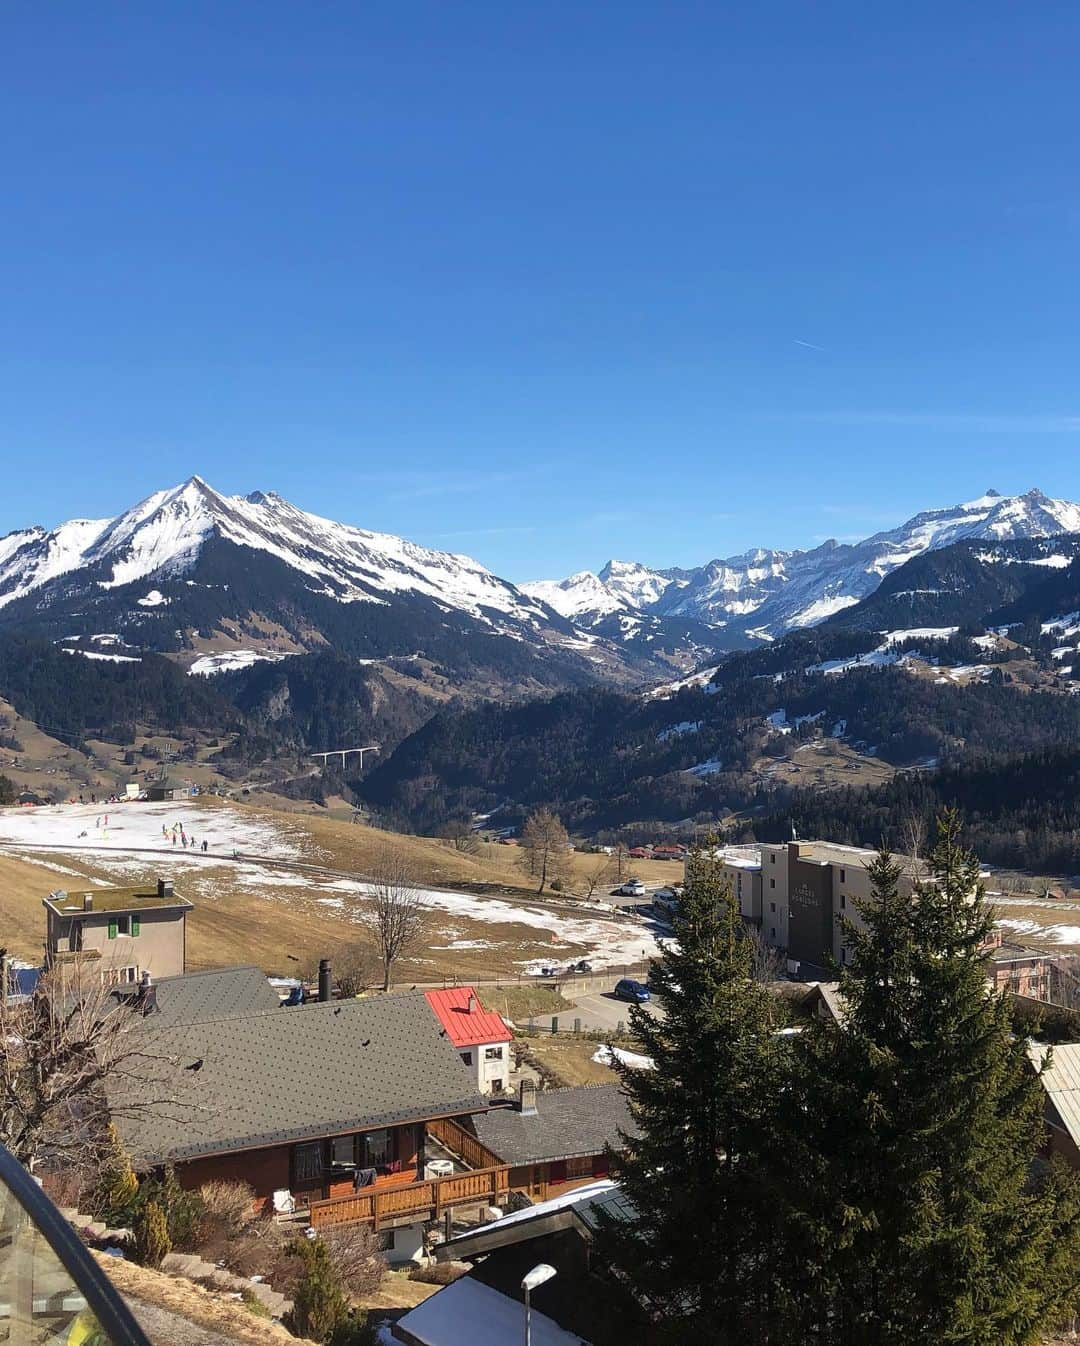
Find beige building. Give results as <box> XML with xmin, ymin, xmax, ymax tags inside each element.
<box><xmin>43</xmin><ymin>878</ymin><xmax>191</xmax><ymax>984</ymax></box>
<box><xmin>688</xmin><ymin>839</ymin><xmax>925</xmax><ymax>977</ymax></box>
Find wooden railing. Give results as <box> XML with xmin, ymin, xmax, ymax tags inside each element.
<box><xmin>426</xmin><ymin>1116</ymin><xmax>503</xmax><ymax>1173</ymax></box>
<box><xmin>308</xmin><ymin>1165</ymin><xmax>510</xmax><ymax>1231</ymax></box>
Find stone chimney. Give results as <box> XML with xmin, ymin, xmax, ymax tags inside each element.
<box><xmin>82</xmin><ymin>893</ymin><xmax>94</xmax><ymax>911</ymax></box>
<box><xmin>519</xmin><ymin>1079</ymin><xmax>538</xmax><ymax>1116</ymax></box>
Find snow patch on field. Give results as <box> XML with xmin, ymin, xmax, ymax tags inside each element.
<box><xmin>996</xmin><ymin>917</ymin><xmax>1080</xmax><ymax>945</ymax></box>
<box><xmin>189</xmin><ymin>649</ymin><xmax>296</xmax><ymax>676</ymax></box>
<box><xmin>657</xmin><ymin>720</ymin><xmax>701</xmax><ymax>742</ymax></box>
<box><xmin>61</xmin><ymin>648</ymin><xmax>141</xmax><ymax>664</ymax></box>
<box><xmin>593</xmin><ymin>1044</ymin><xmax>655</xmax><ymax>1070</ymax></box>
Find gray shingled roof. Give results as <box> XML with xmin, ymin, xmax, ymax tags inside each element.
<box><xmin>473</xmin><ymin>1084</ymin><xmax>637</xmax><ymax>1166</ymax></box>
<box><xmin>145</xmin><ymin>965</ymin><xmax>282</xmax><ymax>1027</ymax></box>
<box><xmin>112</xmin><ymin>990</ymin><xmax>486</xmax><ymax>1166</ymax></box>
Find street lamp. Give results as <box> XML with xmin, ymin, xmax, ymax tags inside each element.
<box><xmin>521</xmin><ymin>1262</ymin><xmax>557</xmax><ymax>1346</ymax></box>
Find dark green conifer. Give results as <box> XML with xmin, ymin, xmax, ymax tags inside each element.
<box><xmin>776</xmin><ymin>812</ymin><xmax>1080</xmax><ymax>1345</ymax></box>
<box><xmin>595</xmin><ymin>844</ymin><xmax>789</xmax><ymax>1345</ymax></box>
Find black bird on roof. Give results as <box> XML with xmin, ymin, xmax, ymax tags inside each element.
<box><xmin>361</xmin><ymin>1039</ymin><xmax>371</xmax><ymax>1047</ymax></box>
<box><xmin>334</xmin><ymin>1007</ymin><xmax>342</xmax><ymax>1015</ymax></box>
<box><xmin>185</xmin><ymin>1059</ymin><xmax>204</xmax><ymax>1072</ymax></box>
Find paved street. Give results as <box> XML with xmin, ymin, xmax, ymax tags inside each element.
<box><xmin>564</xmin><ymin>990</ymin><xmax>663</xmax><ymax>1033</ymax></box>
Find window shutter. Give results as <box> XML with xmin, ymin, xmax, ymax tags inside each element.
<box><xmin>108</xmin><ymin>920</ymin><xmax>117</xmax><ymax>939</ymax></box>
<box><xmin>131</xmin><ymin>916</ymin><xmax>141</xmax><ymax>937</ymax></box>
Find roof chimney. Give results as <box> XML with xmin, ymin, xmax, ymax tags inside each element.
<box><xmin>318</xmin><ymin>958</ymin><xmax>332</xmax><ymax>1003</ymax></box>
<box><xmin>519</xmin><ymin>1079</ymin><xmax>538</xmax><ymax>1117</ymax></box>
<box><xmin>157</xmin><ymin>878</ymin><xmax>173</xmax><ymax>899</ymax></box>
<box><xmin>82</xmin><ymin>893</ymin><xmax>94</xmax><ymax>911</ymax></box>
<box><xmin>468</xmin><ymin>993</ymin><xmax>478</xmax><ymax>1015</ymax></box>
<box><xmin>139</xmin><ymin>971</ymin><xmax>158</xmax><ymax>1016</ymax></box>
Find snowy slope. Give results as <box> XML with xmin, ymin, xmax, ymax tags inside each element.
<box><xmin>527</xmin><ymin>488</ymin><xmax>1080</xmax><ymax>643</ymax></box>
<box><xmin>0</xmin><ymin>477</ymin><xmax>555</xmax><ymax>630</ymax></box>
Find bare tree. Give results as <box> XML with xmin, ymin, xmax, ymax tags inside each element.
<box><xmin>902</xmin><ymin>811</ymin><xmax>929</xmax><ymax>883</ymax></box>
<box><xmin>582</xmin><ymin>852</ymin><xmax>617</xmax><ymax>900</ymax></box>
<box><xmin>334</xmin><ymin>942</ymin><xmax>377</xmax><ymax>999</ymax></box>
<box><xmin>518</xmin><ymin>809</ymin><xmax>572</xmax><ymax>894</ymax></box>
<box><xmin>437</xmin><ymin>820</ymin><xmax>480</xmax><ymax>856</ymax></box>
<box><xmin>611</xmin><ymin>842</ymin><xmax>630</xmax><ymax>881</ymax></box>
<box><xmin>0</xmin><ymin>962</ymin><xmax>188</xmax><ymax>1175</ymax></box>
<box><xmin>358</xmin><ymin>853</ymin><xmax>429</xmax><ymax>991</ymax></box>
<box><xmin>746</xmin><ymin>924</ymin><xmax>787</xmax><ymax>984</ymax></box>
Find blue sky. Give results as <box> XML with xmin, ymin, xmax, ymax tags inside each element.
<box><xmin>4</xmin><ymin>2</ymin><xmax>1080</xmax><ymax>582</ymax></box>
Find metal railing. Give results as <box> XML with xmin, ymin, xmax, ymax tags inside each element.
<box><xmin>0</xmin><ymin>1143</ymin><xmax>149</xmax><ymax>1346</ymax></box>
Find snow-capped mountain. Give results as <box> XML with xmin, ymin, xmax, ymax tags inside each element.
<box><xmin>528</xmin><ymin>489</ymin><xmax>1080</xmax><ymax>645</ymax></box>
<box><xmin>0</xmin><ymin>477</ymin><xmax>658</xmax><ymax>689</ymax></box>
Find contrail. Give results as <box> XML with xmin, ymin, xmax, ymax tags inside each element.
<box><xmin>793</xmin><ymin>338</ymin><xmax>826</xmax><ymax>351</ymax></box>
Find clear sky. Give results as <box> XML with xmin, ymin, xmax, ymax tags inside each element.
<box><xmin>4</xmin><ymin>2</ymin><xmax>1080</xmax><ymax>582</ymax></box>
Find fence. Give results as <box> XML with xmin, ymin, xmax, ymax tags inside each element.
<box><xmin>426</xmin><ymin>1116</ymin><xmax>502</xmax><ymax>1172</ymax></box>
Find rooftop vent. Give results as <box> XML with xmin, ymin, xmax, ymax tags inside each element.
<box><xmin>83</xmin><ymin>894</ymin><xmax>94</xmax><ymax>912</ymax></box>
<box><xmin>519</xmin><ymin>1079</ymin><xmax>538</xmax><ymax>1117</ymax></box>
<box><xmin>468</xmin><ymin>993</ymin><xmax>478</xmax><ymax>1015</ymax></box>
<box><xmin>157</xmin><ymin>878</ymin><xmax>173</xmax><ymax>899</ymax></box>
<box><xmin>319</xmin><ymin>958</ymin><xmax>332</xmax><ymax>1003</ymax></box>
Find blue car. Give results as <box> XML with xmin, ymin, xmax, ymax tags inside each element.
<box><xmin>614</xmin><ymin>978</ymin><xmax>651</xmax><ymax>1003</ymax></box>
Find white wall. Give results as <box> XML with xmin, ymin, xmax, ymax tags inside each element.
<box><xmin>458</xmin><ymin>1041</ymin><xmax>510</xmax><ymax>1096</ymax></box>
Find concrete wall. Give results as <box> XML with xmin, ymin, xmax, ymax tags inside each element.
<box><xmin>48</xmin><ymin>906</ymin><xmax>186</xmax><ymax>980</ymax></box>
<box><xmin>458</xmin><ymin>1041</ymin><xmax>511</xmax><ymax>1095</ymax></box>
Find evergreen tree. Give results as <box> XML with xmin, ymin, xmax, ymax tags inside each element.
<box><xmin>133</xmin><ymin>1200</ymin><xmax>171</xmax><ymax>1269</ymax></box>
<box><xmin>287</xmin><ymin>1236</ymin><xmax>349</xmax><ymax>1343</ymax></box>
<box><xmin>93</xmin><ymin>1122</ymin><xmax>139</xmax><ymax>1224</ymax></box>
<box><xmin>776</xmin><ymin>813</ymin><xmax>1080</xmax><ymax>1345</ymax></box>
<box><xmin>594</xmin><ymin>845</ymin><xmax>788</xmax><ymax>1344</ymax></box>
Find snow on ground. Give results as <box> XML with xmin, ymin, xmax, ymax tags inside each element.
<box><xmin>685</xmin><ymin>758</ymin><xmax>723</xmax><ymax>777</ymax></box>
<box><xmin>647</xmin><ymin>666</ymin><xmax>720</xmax><ymax>699</ymax></box>
<box><xmin>593</xmin><ymin>1044</ymin><xmax>655</xmax><ymax>1070</ymax></box>
<box><xmin>996</xmin><ymin>917</ymin><xmax>1080</xmax><ymax>945</ymax></box>
<box><xmin>786</xmin><ymin>594</ymin><xmax>860</xmax><ymax>627</ymax></box>
<box><xmin>61</xmin><ymin>648</ymin><xmax>141</xmax><ymax>664</ymax></box>
<box><xmin>765</xmin><ymin>709</ymin><xmax>824</xmax><ymax>734</ymax></box>
<box><xmin>656</xmin><ymin>720</ymin><xmax>701</xmax><ymax>742</ymax></box>
<box><xmin>881</xmin><ymin>626</ymin><xmax>959</xmax><ymax>643</ymax></box>
<box><xmin>1043</xmin><ymin>612</ymin><xmax>1080</xmax><ymax>639</ymax></box>
<box><xmin>0</xmin><ymin>801</ymin><xmax>667</xmax><ymax>970</ymax></box>
<box><xmin>136</xmin><ymin>589</ymin><xmax>170</xmax><ymax>607</ymax></box>
<box><xmin>188</xmin><ymin>649</ymin><xmax>296</xmax><ymax>676</ymax></box>
<box><xmin>0</xmin><ymin>800</ymin><xmax>310</xmax><ymax>863</ymax></box>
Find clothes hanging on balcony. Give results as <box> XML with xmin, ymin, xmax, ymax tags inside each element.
<box><xmin>354</xmin><ymin>1167</ymin><xmax>377</xmax><ymax>1189</ymax></box>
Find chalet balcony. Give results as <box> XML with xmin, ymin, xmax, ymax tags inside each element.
<box><xmin>294</xmin><ymin>1117</ymin><xmax>508</xmax><ymax>1232</ymax></box>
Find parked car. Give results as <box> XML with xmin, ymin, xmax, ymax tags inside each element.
<box><xmin>617</xmin><ymin>879</ymin><xmax>646</xmax><ymax>897</ymax></box>
<box><xmin>569</xmin><ymin>959</ymin><xmax>593</xmax><ymax>973</ymax></box>
<box><xmin>614</xmin><ymin>978</ymin><xmax>651</xmax><ymax>1003</ymax></box>
<box><xmin>539</xmin><ymin>965</ymin><xmax>558</xmax><ymax>977</ymax></box>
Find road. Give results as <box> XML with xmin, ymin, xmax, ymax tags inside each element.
<box><xmin>565</xmin><ymin>990</ymin><xmax>664</xmax><ymax>1033</ymax></box>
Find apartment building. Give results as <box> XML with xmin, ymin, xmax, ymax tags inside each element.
<box><xmin>43</xmin><ymin>878</ymin><xmax>191</xmax><ymax>983</ymax></box>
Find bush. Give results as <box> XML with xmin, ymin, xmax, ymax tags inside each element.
<box><xmin>408</xmin><ymin>1261</ymin><xmax>467</xmax><ymax>1286</ymax></box>
<box><xmin>133</xmin><ymin>1201</ymin><xmax>171</xmax><ymax>1269</ymax></box>
<box><xmin>92</xmin><ymin>1124</ymin><xmax>140</xmax><ymax>1225</ymax></box>
<box><xmin>329</xmin><ymin>1315</ymin><xmax>376</xmax><ymax>1346</ymax></box>
<box><xmin>198</xmin><ymin>1179</ymin><xmax>255</xmax><ymax>1233</ymax></box>
<box><xmin>321</xmin><ymin>1224</ymin><xmax>386</xmax><ymax>1300</ymax></box>
<box><xmin>285</xmin><ymin>1237</ymin><xmax>348</xmax><ymax>1343</ymax></box>
<box><xmin>136</xmin><ymin>1166</ymin><xmax>205</xmax><ymax>1251</ymax></box>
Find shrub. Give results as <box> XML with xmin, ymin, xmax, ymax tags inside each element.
<box><xmin>198</xmin><ymin>1179</ymin><xmax>255</xmax><ymax>1234</ymax></box>
<box><xmin>329</xmin><ymin>1314</ymin><xmax>376</xmax><ymax>1346</ymax></box>
<box><xmin>408</xmin><ymin>1261</ymin><xmax>467</xmax><ymax>1286</ymax></box>
<box><xmin>240</xmin><ymin>1288</ymin><xmax>271</xmax><ymax>1319</ymax></box>
<box><xmin>285</xmin><ymin>1236</ymin><xmax>348</xmax><ymax>1342</ymax></box>
<box><xmin>133</xmin><ymin>1201</ymin><xmax>171</xmax><ymax>1269</ymax></box>
<box><xmin>321</xmin><ymin>1224</ymin><xmax>386</xmax><ymax>1300</ymax></box>
<box><xmin>92</xmin><ymin>1124</ymin><xmax>139</xmax><ymax>1225</ymax></box>
<box><xmin>136</xmin><ymin>1166</ymin><xmax>205</xmax><ymax>1251</ymax></box>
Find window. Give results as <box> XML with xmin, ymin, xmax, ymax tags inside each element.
<box><xmin>769</xmin><ymin>927</ymin><xmax>775</xmax><ymax>939</ymax></box>
<box><xmin>840</xmin><ymin>948</ymin><xmax>848</xmax><ymax>964</ymax></box>
<box><xmin>294</xmin><ymin>1142</ymin><xmax>324</xmax><ymax>1183</ymax></box>
<box><xmin>377</xmin><ymin>1231</ymin><xmax>394</xmax><ymax>1252</ymax></box>
<box><xmin>566</xmin><ymin>1156</ymin><xmax>593</xmax><ymax>1179</ymax></box>
<box><xmin>770</xmin><ymin>854</ymin><xmax>776</xmax><ymax>864</ymax></box>
<box><xmin>770</xmin><ymin>878</ymin><xmax>775</xmax><ymax>889</ymax></box>
<box><xmin>361</xmin><ymin>1129</ymin><xmax>391</xmax><ymax>1168</ymax></box>
<box><xmin>490</xmin><ymin>1079</ymin><xmax>503</xmax><ymax>1094</ymax></box>
<box><xmin>101</xmin><ymin>966</ymin><xmax>139</xmax><ymax>987</ymax></box>
<box><xmin>484</xmin><ymin>1046</ymin><xmax>503</xmax><ymax>1061</ymax></box>
<box><xmin>115</xmin><ymin>915</ymin><xmax>131</xmax><ymax>937</ymax></box>
<box><xmin>769</xmin><ymin>902</ymin><xmax>775</xmax><ymax>913</ymax></box>
<box><xmin>330</xmin><ymin>1135</ymin><xmax>356</xmax><ymax>1168</ymax></box>
<box><xmin>839</xmin><ymin>868</ymin><xmax>846</xmax><ymax>883</ymax></box>
<box><xmin>840</xmin><ymin>893</ymin><xmax>846</xmax><ymax>909</ymax></box>
<box><xmin>460</xmin><ymin>1051</ymin><xmax>473</xmax><ymax>1067</ymax></box>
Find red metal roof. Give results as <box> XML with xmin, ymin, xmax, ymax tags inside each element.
<box><xmin>424</xmin><ymin>986</ymin><xmax>512</xmax><ymax>1049</ymax></box>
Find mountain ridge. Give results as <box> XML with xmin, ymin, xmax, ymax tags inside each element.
<box><xmin>525</xmin><ymin>488</ymin><xmax>1080</xmax><ymax>645</ymax></box>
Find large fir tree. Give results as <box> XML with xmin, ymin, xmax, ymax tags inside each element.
<box><xmin>595</xmin><ymin>845</ymin><xmax>789</xmax><ymax>1345</ymax></box>
<box><xmin>775</xmin><ymin>812</ymin><xmax>1080</xmax><ymax>1345</ymax></box>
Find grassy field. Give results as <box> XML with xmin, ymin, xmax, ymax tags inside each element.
<box><xmin>522</xmin><ymin>1036</ymin><xmax>621</xmax><ymax>1086</ymax></box>
<box><xmin>0</xmin><ymin>798</ymin><xmax>669</xmax><ymax>980</ymax></box>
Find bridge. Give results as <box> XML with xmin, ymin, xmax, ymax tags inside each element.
<box><xmin>310</xmin><ymin>745</ymin><xmax>380</xmax><ymax>771</ymax></box>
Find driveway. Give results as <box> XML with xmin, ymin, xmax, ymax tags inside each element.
<box><xmin>565</xmin><ymin>990</ymin><xmax>663</xmax><ymax>1033</ymax></box>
